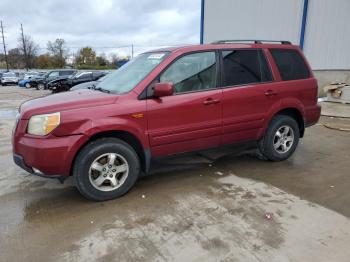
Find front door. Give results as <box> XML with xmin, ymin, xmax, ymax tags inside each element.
<box><xmin>146</xmin><ymin>51</ymin><xmax>222</xmax><ymax>157</ymax></box>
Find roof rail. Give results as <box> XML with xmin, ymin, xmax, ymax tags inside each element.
<box><xmin>211</xmin><ymin>40</ymin><xmax>292</xmax><ymax>45</ymax></box>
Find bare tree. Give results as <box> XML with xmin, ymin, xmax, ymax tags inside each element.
<box><xmin>47</xmin><ymin>38</ymin><xmax>68</xmax><ymax>68</ymax></box>
<box><xmin>8</xmin><ymin>48</ymin><xmax>25</xmax><ymax>69</ymax></box>
<box><xmin>18</xmin><ymin>34</ymin><xmax>38</xmax><ymax>69</ymax></box>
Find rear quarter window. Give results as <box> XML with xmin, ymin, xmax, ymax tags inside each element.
<box><xmin>270</xmin><ymin>49</ymin><xmax>310</xmax><ymax>81</ymax></box>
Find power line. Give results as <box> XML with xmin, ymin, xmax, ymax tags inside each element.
<box><xmin>0</xmin><ymin>21</ymin><xmax>9</xmax><ymax>71</ymax></box>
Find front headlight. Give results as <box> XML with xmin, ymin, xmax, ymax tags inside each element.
<box><xmin>27</xmin><ymin>112</ymin><xmax>60</xmax><ymax>136</ymax></box>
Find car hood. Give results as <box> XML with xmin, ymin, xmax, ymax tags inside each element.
<box><xmin>20</xmin><ymin>89</ymin><xmax>118</xmax><ymax>119</ymax></box>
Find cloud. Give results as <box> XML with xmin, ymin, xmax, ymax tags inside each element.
<box><xmin>0</xmin><ymin>0</ymin><xmax>200</xmax><ymax>57</ymax></box>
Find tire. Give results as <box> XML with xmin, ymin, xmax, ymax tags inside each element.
<box><xmin>258</xmin><ymin>115</ymin><xmax>300</xmax><ymax>161</ymax></box>
<box><xmin>37</xmin><ymin>83</ymin><xmax>45</xmax><ymax>90</ymax></box>
<box><xmin>73</xmin><ymin>138</ymin><xmax>140</xmax><ymax>201</ymax></box>
<box><xmin>25</xmin><ymin>82</ymin><xmax>31</xmax><ymax>88</ymax></box>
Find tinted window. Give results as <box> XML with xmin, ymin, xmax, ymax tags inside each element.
<box><xmin>60</xmin><ymin>71</ymin><xmax>75</xmax><ymax>76</ymax></box>
<box><xmin>160</xmin><ymin>52</ymin><xmax>217</xmax><ymax>93</ymax></box>
<box><xmin>221</xmin><ymin>50</ymin><xmax>272</xmax><ymax>86</ymax></box>
<box><xmin>270</xmin><ymin>49</ymin><xmax>310</xmax><ymax>81</ymax></box>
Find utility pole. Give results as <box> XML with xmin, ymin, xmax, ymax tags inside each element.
<box><xmin>20</xmin><ymin>23</ymin><xmax>28</xmax><ymax>70</ymax></box>
<box><xmin>131</xmin><ymin>44</ymin><xmax>134</xmax><ymax>59</ymax></box>
<box><xmin>1</xmin><ymin>21</ymin><xmax>9</xmax><ymax>71</ymax></box>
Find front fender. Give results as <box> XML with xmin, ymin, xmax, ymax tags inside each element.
<box><xmin>86</xmin><ymin>117</ymin><xmax>149</xmax><ymax>149</ymax></box>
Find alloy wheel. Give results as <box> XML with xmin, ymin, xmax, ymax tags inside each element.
<box><xmin>273</xmin><ymin>125</ymin><xmax>295</xmax><ymax>154</ymax></box>
<box><xmin>88</xmin><ymin>153</ymin><xmax>129</xmax><ymax>192</ymax></box>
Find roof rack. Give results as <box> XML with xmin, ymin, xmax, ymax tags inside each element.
<box><xmin>211</xmin><ymin>40</ymin><xmax>292</xmax><ymax>45</ymax></box>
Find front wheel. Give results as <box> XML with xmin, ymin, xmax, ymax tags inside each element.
<box><xmin>25</xmin><ymin>82</ymin><xmax>31</xmax><ymax>88</ymax></box>
<box><xmin>258</xmin><ymin>115</ymin><xmax>300</xmax><ymax>161</ymax></box>
<box><xmin>37</xmin><ymin>83</ymin><xmax>45</xmax><ymax>90</ymax></box>
<box><xmin>73</xmin><ymin>138</ymin><xmax>140</xmax><ymax>201</ymax></box>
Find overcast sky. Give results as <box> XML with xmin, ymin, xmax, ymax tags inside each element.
<box><xmin>0</xmin><ymin>0</ymin><xmax>201</xmax><ymax>57</ymax></box>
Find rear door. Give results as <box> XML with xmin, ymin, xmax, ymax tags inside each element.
<box><xmin>146</xmin><ymin>51</ymin><xmax>223</xmax><ymax>157</ymax></box>
<box><xmin>220</xmin><ymin>49</ymin><xmax>278</xmax><ymax>144</ymax></box>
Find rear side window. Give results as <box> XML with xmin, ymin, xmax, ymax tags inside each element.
<box><xmin>60</xmin><ymin>71</ymin><xmax>74</xmax><ymax>76</ymax></box>
<box><xmin>221</xmin><ymin>49</ymin><xmax>272</xmax><ymax>86</ymax></box>
<box><xmin>270</xmin><ymin>49</ymin><xmax>310</xmax><ymax>81</ymax></box>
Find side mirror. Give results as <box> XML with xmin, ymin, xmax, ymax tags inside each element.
<box><xmin>153</xmin><ymin>82</ymin><xmax>174</xmax><ymax>97</ymax></box>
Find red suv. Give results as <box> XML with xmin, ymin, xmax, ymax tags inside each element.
<box><xmin>12</xmin><ymin>40</ymin><xmax>321</xmax><ymax>201</ymax></box>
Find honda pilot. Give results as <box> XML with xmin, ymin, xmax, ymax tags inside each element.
<box><xmin>12</xmin><ymin>40</ymin><xmax>321</xmax><ymax>201</ymax></box>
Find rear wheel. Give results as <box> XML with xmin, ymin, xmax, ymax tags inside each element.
<box><xmin>25</xmin><ymin>82</ymin><xmax>31</xmax><ymax>88</ymax></box>
<box><xmin>73</xmin><ymin>138</ymin><xmax>140</xmax><ymax>201</ymax></box>
<box><xmin>258</xmin><ymin>115</ymin><xmax>300</xmax><ymax>161</ymax></box>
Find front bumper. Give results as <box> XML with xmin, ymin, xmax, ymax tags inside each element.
<box><xmin>13</xmin><ymin>129</ymin><xmax>85</xmax><ymax>177</ymax></box>
<box><xmin>13</xmin><ymin>154</ymin><xmax>66</xmax><ymax>183</ymax></box>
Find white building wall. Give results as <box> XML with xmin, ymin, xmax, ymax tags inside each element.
<box><xmin>304</xmin><ymin>0</ymin><xmax>350</xmax><ymax>70</ymax></box>
<box><xmin>203</xmin><ymin>0</ymin><xmax>304</xmax><ymax>45</ymax></box>
<box><xmin>203</xmin><ymin>0</ymin><xmax>350</xmax><ymax>70</ymax></box>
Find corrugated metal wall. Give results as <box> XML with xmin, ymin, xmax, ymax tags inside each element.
<box><xmin>304</xmin><ymin>0</ymin><xmax>350</xmax><ymax>70</ymax></box>
<box><xmin>203</xmin><ymin>0</ymin><xmax>350</xmax><ymax>70</ymax></box>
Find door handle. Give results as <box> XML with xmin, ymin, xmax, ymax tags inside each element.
<box><xmin>264</xmin><ymin>90</ymin><xmax>277</xmax><ymax>96</ymax></box>
<box><xmin>203</xmin><ymin>98</ymin><xmax>220</xmax><ymax>105</ymax></box>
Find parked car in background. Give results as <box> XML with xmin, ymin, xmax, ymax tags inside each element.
<box><xmin>1</xmin><ymin>72</ymin><xmax>20</xmax><ymax>86</ymax></box>
<box><xmin>34</xmin><ymin>70</ymin><xmax>77</xmax><ymax>90</ymax></box>
<box><xmin>18</xmin><ymin>72</ymin><xmax>43</xmax><ymax>88</ymax></box>
<box><xmin>48</xmin><ymin>71</ymin><xmax>106</xmax><ymax>93</ymax></box>
<box><xmin>70</xmin><ymin>74</ymin><xmax>109</xmax><ymax>91</ymax></box>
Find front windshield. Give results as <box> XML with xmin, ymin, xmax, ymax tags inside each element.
<box><xmin>96</xmin><ymin>52</ymin><xmax>169</xmax><ymax>94</ymax></box>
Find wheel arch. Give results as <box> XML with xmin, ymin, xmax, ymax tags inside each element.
<box><xmin>262</xmin><ymin>107</ymin><xmax>305</xmax><ymax>139</ymax></box>
<box><xmin>71</xmin><ymin>130</ymin><xmax>151</xmax><ymax>176</ymax></box>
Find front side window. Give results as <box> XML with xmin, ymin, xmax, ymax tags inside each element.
<box><xmin>48</xmin><ymin>71</ymin><xmax>59</xmax><ymax>77</ymax></box>
<box><xmin>160</xmin><ymin>52</ymin><xmax>217</xmax><ymax>94</ymax></box>
<box><xmin>221</xmin><ymin>49</ymin><xmax>272</xmax><ymax>86</ymax></box>
<box><xmin>270</xmin><ymin>49</ymin><xmax>310</xmax><ymax>81</ymax></box>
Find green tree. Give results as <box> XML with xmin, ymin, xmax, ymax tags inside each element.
<box><xmin>76</xmin><ymin>47</ymin><xmax>96</xmax><ymax>66</ymax></box>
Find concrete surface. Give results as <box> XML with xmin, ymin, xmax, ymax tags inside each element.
<box><xmin>1</xmin><ymin>86</ymin><xmax>350</xmax><ymax>262</ymax></box>
<box><xmin>320</xmin><ymin>101</ymin><xmax>350</xmax><ymax>118</ymax></box>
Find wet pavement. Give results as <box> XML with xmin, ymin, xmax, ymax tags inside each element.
<box><xmin>1</xmin><ymin>86</ymin><xmax>350</xmax><ymax>261</ymax></box>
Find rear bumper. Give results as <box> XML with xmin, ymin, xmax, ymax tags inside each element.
<box><xmin>305</xmin><ymin>104</ymin><xmax>321</xmax><ymax>127</ymax></box>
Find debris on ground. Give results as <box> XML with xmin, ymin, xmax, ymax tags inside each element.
<box><xmin>142</xmin><ymin>194</ymin><xmax>146</xmax><ymax>199</ymax></box>
<box><xmin>330</xmin><ymin>186</ymin><xmax>335</xmax><ymax>188</ymax></box>
<box><xmin>324</xmin><ymin>83</ymin><xmax>350</xmax><ymax>104</ymax></box>
<box><xmin>215</xmin><ymin>171</ymin><xmax>224</xmax><ymax>176</ymax></box>
<box><xmin>265</xmin><ymin>213</ymin><xmax>273</xmax><ymax>220</ymax></box>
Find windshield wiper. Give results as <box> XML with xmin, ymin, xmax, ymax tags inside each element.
<box><xmin>89</xmin><ymin>85</ymin><xmax>110</xmax><ymax>93</ymax></box>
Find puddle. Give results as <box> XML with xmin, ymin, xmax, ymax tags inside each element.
<box><xmin>0</xmin><ymin>110</ymin><xmax>17</xmax><ymax>119</ymax></box>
